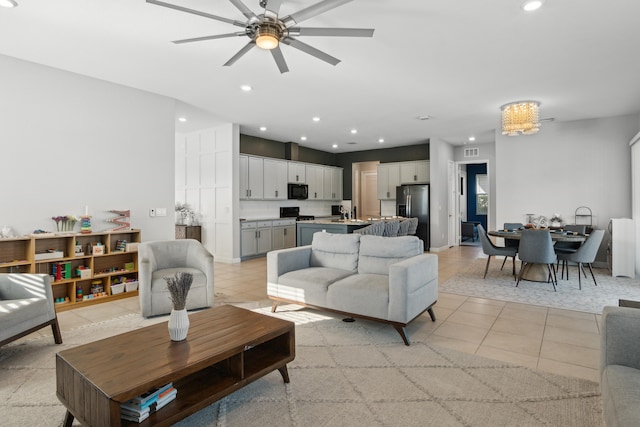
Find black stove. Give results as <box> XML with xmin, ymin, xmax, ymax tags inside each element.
<box><xmin>280</xmin><ymin>207</ymin><xmax>315</xmax><ymax>221</ymax></box>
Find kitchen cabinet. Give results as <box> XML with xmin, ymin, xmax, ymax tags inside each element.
<box><xmin>400</xmin><ymin>160</ymin><xmax>429</xmax><ymax>184</ymax></box>
<box><xmin>240</xmin><ymin>221</ymin><xmax>272</xmax><ymax>257</ymax></box>
<box><xmin>306</xmin><ymin>164</ymin><xmax>324</xmax><ymax>200</ymax></box>
<box><xmin>323</xmin><ymin>167</ymin><xmax>342</xmax><ymax>200</ymax></box>
<box><xmin>287</xmin><ymin>162</ymin><xmax>306</xmax><ymax>184</ymax></box>
<box><xmin>271</xmin><ymin>219</ymin><xmax>296</xmax><ymax>250</ymax></box>
<box><xmin>263</xmin><ymin>158</ymin><xmax>288</xmax><ymax>200</ymax></box>
<box><xmin>239</xmin><ymin>155</ymin><xmax>264</xmax><ymax>200</ymax></box>
<box><xmin>377</xmin><ymin>163</ymin><xmax>400</xmax><ymax>199</ymax></box>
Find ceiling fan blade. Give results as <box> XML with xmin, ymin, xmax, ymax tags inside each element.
<box><xmin>173</xmin><ymin>32</ymin><xmax>246</xmax><ymax>44</ymax></box>
<box><xmin>282</xmin><ymin>0</ymin><xmax>353</xmax><ymax>27</ymax></box>
<box><xmin>289</xmin><ymin>27</ymin><xmax>374</xmax><ymax>37</ymax></box>
<box><xmin>228</xmin><ymin>0</ymin><xmax>257</xmax><ymax>21</ymax></box>
<box><xmin>271</xmin><ymin>45</ymin><xmax>289</xmax><ymax>74</ymax></box>
<box><xmin>281</xmin><ymin>37</ymin><xmax>340</xmax><ymax>66</ymax></box>
<box><xmin>146</xmin><ymin>0</ymin><xmax>245</xmax><ymax>27</ymax></box>
<box><xmin>263</xmin><ymin>0</ymin><xmax>283</xmax><ymax>19</ymax></box>
<box><xmin>223</xmin><ymin>41</ymin><xmax>256</xmax><ymax>67</ymax></box>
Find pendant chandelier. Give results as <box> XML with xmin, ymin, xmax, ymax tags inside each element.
<box><xmin>501</xmin><ymin>101</ymin><xmax>540</xmax><ymax>136</ymax></box>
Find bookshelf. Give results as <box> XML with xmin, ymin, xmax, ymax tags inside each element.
<box><xmin>0</xmin><ymin>229</ymin><xmax>141</xmax><ymax>312</ymax></box>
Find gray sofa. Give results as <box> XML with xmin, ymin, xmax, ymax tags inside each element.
<box><xmin>267</xmin><ymin>232</ymin><xmax>438</xmax><ymax>345</ymax></box>
<box><xmin>0</xmin><ymin>273</ymin><xmax>62</xmax><ymax>347</ymax></box>
<box><xmin>601</xmin><ymin>305</ymin><xmax>640</xmax><ymax>426</ymax></box>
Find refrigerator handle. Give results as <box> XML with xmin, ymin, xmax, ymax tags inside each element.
<box><xmin>407</xmin><ymin>194</ymin><xmax>411</xmax><ymax>217</ymax></box>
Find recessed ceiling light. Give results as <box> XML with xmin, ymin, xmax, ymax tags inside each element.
<box><xmin>178</xmin><ymin>117</ymin><xmax>187</xmax><ymax>122</ymax></box>
<box><xmin>378</xmin><ymin>138</ymin><xmax>384</xmax><ymax>143</ymax></box>
<box><xmin>300</xmin><ymin>136</ymin><xmax>307</xmax><ymax>141</ymax></box>
<box><xmin>259</xmin><ymin>126</ymin><xmax>267</xmax><ymax>131</ymax></box>
<box><xmin>350</xmin><ymin>129</ymin><xmax>357</xmax><ymax>134</ymax></box>
<box><xmin>522</xmin><ymin>0</ymin><xmax>543</xmax><ymax>12</ymax></box>
<box><xmin>240</xmin><ymin>85</ymin><xmax>252</xmax><ymax>92</ymax></box>
<box><xmin>468</xmin><ymin>136</ymin><xmax>475</xmax><ymax>142</ymax></box>
<box><xmin>312</xmin><ymin>117</ymin><xmax>320</xmax><ymax>122</ymax></box>
<box><xmin>418</xmin><ymin>115</ymin><xmax>432</xmax><ymax>121</ymax></box>
<box><xmin>332</xmin><ymin>144</ymin><xmax>338</xmax><ymax>149</ymax></box>
<box><xmin>0</xmin><ymin>0</ymin><xmax>18</xmax><ymax>8</ymax></box>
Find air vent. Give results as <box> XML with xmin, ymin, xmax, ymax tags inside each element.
<box><xmin>464</xmin><ymin>147</ymin><xmax>479</xmax><ymax>158</ymax></box>
<box><xmin>346</xmin><ymin>142</ymin><xmax>357</xmax><ymax>145</ymax></box>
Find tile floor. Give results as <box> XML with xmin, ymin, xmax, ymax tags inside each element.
<box><xmin>47</xmin><ymin>244</ymin><xmax>601</xmax><ymax>383</ymax></box>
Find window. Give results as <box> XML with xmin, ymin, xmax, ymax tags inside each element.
<box><xmin>476</xmin><ymin>174</ymin><xmax>488</xmax><ymax>215</ymax></box>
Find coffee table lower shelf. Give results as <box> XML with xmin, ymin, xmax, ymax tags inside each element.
<box><xmin>56</xmin><ymin>305</ymin><xmax>295</xmax><ymax>427</ymax></box>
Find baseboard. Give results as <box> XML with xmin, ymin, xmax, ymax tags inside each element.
<box><xmin>428</xmin><ymin>245</ymin><xmax>452</xmax><ymax>253</ymax></box>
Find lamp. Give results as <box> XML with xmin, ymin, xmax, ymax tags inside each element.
<box><xmin>255</xmin><ymin>23</ymin><xmax>281</xmax><ymax>50</ymax></box>
<box><xmin>501</xmin><ymin>101</ymin><xmax>540</xmax><ymax>136</ymax></box>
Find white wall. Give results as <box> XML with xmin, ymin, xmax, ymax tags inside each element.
<box><xmin>0</xmin><ymin>54</ymin><xmax>176</xmax><ymax>241</ymax></box>
<box><xmin>175</xmin><ymin>124</ymin><xmax>238</xmax><ymax>263</ymax></box>
<box><xmin>496</xmin><ymin>115</ymin><xmax>637</xmax><ymax>231</ymax></box>
<box><xmin>429</xmin><ymin>139</ymin><xmax>455</xmax><ymax>250</ymax></box>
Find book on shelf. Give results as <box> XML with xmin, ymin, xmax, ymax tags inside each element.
<box><xmin>121</xmin><ymin>383</ymin><xmax>176</xmax><ymax>421</ymax></box>
<box><xmin>128</xmin><ymin>382</ymin><xmax>172</xmax><ymax>406</ymax></box>
<box><xmin>120</xmin><ymin>410</ymin><xmax>149</xmax><ymax>423</ymax></box>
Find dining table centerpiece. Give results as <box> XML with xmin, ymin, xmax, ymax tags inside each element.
<box><xmin>549</xmin><ymin>213</ymin><xmax>563</xmax><ymax>228</ymax></box>
<box><xmin>165</xmin><ymin>272</ymin><xmax>193</xmax><ymax>341</ymax></box>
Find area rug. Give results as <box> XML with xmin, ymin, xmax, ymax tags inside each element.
<box><xmin>440</xmin><ymin>258</ymin><xmax>640</xmax><ymax>314</ymax></box>
<box><xmin>0</xmin><ymin>305</ymin><xmax>603</xmax><ymax>427</ymax></box>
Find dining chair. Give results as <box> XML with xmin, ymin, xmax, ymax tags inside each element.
<box><xmin>516</xmin><ymin>229</ymin><xmax>558</xmax><ymax>291</ymax></box>
<box><xmin>554</xmin><ymin>224</ymin><xmax>587</xmax><ymax>253</ymax></box>
<box><xmin>501</xmin><ymin>222</ymin><xmax>523</xmax><ymax>270</ymax></box>
<box><xmin>557</xmin><ymin>229</ymin><xmax>605</xmax><ymax>290</ymax></box>
<box><xmin>477</xmin><ymin>224</ymin><xmax>517</xmax><ymax>278</ymax></box>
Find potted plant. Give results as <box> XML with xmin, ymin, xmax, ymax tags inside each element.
<box><xmin>165</xmin><ymin>272</ymin><xmax>193</xmax><ymax>341</ymax></box>
<box><xmin>549</xmin><ymin>213</ymin><xmax>563</xmax><ymax>228</ymax></box>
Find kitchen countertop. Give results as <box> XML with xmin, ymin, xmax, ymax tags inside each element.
<box><xmin>297</xmin><ymin>219</ymin><xmax>372</xmax><ymax>226</ymax></box>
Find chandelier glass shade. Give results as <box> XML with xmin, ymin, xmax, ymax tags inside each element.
<box><xmin>501</xmin><ymin>101</ymin><xmax>540</xmax><ymax>136</ymax></box>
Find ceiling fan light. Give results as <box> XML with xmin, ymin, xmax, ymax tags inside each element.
<box><xmin>256</xmin><ymin>24</ymin><xmax>280</xmax><ymax>50</ymax></box>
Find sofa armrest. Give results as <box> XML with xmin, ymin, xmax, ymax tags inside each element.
<box><xmin>601</xmin><ymin>306</ymin><xmax>640</xmax><ymax>373</ymax></box>
<box><xmin>267</xmin><ymin>246</ymin><xmax>312</xmax><ymax>283</ymax></box>
<box><xmin>388</xmin><ymin>254</ymin><xmax>438</xmax><ymax>323</ymax></box>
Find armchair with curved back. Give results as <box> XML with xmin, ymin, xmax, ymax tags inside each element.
<box><xmin>138</xmin><ymin>239</ymin><xmax>214</xmax><ymax>318</ymax></box>
<box><xmin>0</xmin><ymin>273</ymin><xmax>62</xmax><ymax>347</ymax></box>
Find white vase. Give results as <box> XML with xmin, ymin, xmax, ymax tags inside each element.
<box><xmin>168</xmin><ymin>308</ymin><xmax>189</xmax><ymax>341</ymax></box>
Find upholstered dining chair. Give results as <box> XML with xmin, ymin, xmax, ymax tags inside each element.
<box><xmin>477</xmin><ymin>224</ymin><xmax>517</xmax><ymax>278</ymax></box>
<box><xmin>554</xmin><ymin>224</ymin><xmax>587</xmax><ymax>265</ymax></box>
<box><xmin>501</xmin><ymin>222</ymin><xmax>523</xmax><ymax>270</ymax></box>
<box><xmin>353</xmin><ymin>221</ymin><xmax>385</xmax><ymax>236</ymax></box>
<box><xmin>383</xmin><ymin>219</ymin><xmax>401</xmax><ymax>237</ymax></box>
<box><xmin>138</xmin><ymin>239</ymin><xmax>214</xmax><ymax>318</ymax></box>
<box><xmin>516</xmin><ymin>229</ymin><xmax>558</xmax><ymax>291</ymax></box>
<box><xmin>557</xmin><ymin>229</ymin><xmax>605</xmax><ymax>290</ymax></box>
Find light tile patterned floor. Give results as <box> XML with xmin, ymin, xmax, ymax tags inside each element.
<box><xmin>48</xmin><ymin>244</ymin><xmax>601</xmax><ymax>383</ymax></box>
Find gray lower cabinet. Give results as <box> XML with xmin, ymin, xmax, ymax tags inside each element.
<box><xmin>272</xmin><ymin>220</ymin><xmax>296</xmax><ymax>250</ymax></box>
<box><xmin>241</xmin><ymin>219</ymin><xmax>295</xmax><ymax>258</ymax></box>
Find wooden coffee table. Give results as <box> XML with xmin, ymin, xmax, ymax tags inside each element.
<box><xmin>56</xmin><ymin>305</ymin><xmax>295</xmax><ymax>427</ymax></box>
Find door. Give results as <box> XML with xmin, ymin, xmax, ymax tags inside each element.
<box><xmin>360</xmin><ymin>170</ymin><xmax>380</xmax><ymax>219</ymax></box>
<box><xmin>448</xmin><ymin>160</ymin><xmax>456</xmax><ymax>247</ymax></box>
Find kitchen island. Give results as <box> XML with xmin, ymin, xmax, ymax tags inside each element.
<box><xmin>296</xmin><ymin>218</ymin><xmax>371</xmax><ymax>246</ymax></box>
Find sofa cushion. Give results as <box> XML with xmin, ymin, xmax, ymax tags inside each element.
<box><xmin>358</xmin><ymin>235</ymin><xmax>424</xmax><ymax>275</ymax></box>
<box><xmin>310</xmin><ymin>232</ymin><xmax>360</xmax><ymax>272</ymax></box>
<box><xmin>601</xmin><ymin>364</ymin><xmax>640</xmax><ymax>427</ymax></box>
<box><xmin>326</xmin><ymin>273</ymin><xmax>389</xmax><ymax>320</ymax></box>
<box><xmin>278</xmin><ymin>267</ymin><xmax>355</xmax><ymax>306</ymax></box>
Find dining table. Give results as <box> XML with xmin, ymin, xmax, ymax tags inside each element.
<box><xmin>488</xmin><ymin>229</ymin><xmax>587</xmax><ymax>282</ymax></box>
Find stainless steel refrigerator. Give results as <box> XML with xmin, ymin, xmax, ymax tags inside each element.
<box><xmin>396</xmin><ymin>184</ymin><xmax>430</xmax><ymax>250</ymax></box>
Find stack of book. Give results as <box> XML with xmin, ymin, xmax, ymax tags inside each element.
<box><xmin>120</xmin><ymin>382</ymin><xmax>177</xmax><ymax>423</ymax></box>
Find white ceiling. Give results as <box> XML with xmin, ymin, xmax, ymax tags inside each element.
<box><xmin>1</xmin><ymin>0</ymin><xmax>639</xmax><ymax>152</ymax></box>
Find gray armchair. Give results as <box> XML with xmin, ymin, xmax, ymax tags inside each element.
<box><xmin>0</xmin><ymin>274</ymin><xmax>62</xmax><ymax>347</ymax></box>
<box><xmin>138</xmin><ymin>239</ymin><xmax>214</xmax><ymax>318</ymax></box>
<box><xmin>601</xmin><ymin>306</ymin><xmax>640</xmax><ymax>427</ymax></box>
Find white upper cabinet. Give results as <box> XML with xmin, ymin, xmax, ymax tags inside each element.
<box><xmin>263</xmin><ymin>158</ymin><xmax>288</xmax><ymax>200</ymax></box>
<box><xmin>239</xmin><ymin>155</ymin><xmax>264</xmax><ymax>200</ymax></box>
<box><xmin>287</xmin><ymin>162</ymin><xmax>306</xmax><ymax>183</ymax></box>
<box><xmin>306</xmin><ymin>164</ymin><xmax>324</xmax><ymax>200</ymax></box>
<box><xmin>323</xmin><ymin>167</ymin><xmax>342</xmax><ymax>200</ymax></box>
<box><xmin>400</xmin><ymin>160</ymin><xmax>430</xmax><ymax>184</ymax></box>
<box><xmin>377</xmin><ymin>163</ymin><xmax>400</xmax><ymax>199</ymax></box>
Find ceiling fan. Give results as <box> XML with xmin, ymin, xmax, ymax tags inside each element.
<box><xmin>146</xmin><ymin>0</ymin><xmax>374</xmax><ymax>73</ymax></box>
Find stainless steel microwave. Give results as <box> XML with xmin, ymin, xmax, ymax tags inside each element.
<box><xmin>287</xmin><ymin>183</ymin><xmax>308</xmax><ymax>200</ymax></box>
